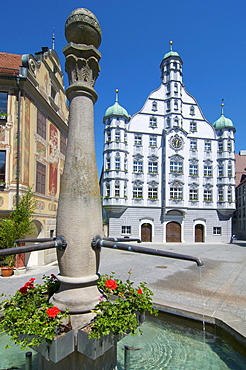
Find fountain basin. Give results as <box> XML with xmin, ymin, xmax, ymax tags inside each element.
<box><xmin>1</xmin><ymin>304</ymin><xmax>245</xmax><ymax>369</ymax></box>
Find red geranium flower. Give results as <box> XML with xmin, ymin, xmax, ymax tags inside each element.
<box><xmin>29</xmin><ymin>278</ymin><xmax>35</xmax><ymax>282</ymax></box>
<box><xmin>51</xmin><ymin>274</ymin><xmax>57</xmax><ymax>279</ymax></box>
<box><xmin>137</xmin><ymin>289</ymin><xmax>143</xmax><ymax>294</ymax></box>
<box><xmin>19</xmin><ymin>286</ymin><xmax>28</xmax><ymax>294</ymax></box>
<box><xmin>24</xmin><ymin>281</ymin><xmax>34</xmax><ymax>289</ymax></box>
<box><xmin>105</xmin><ymin>279</ymin><xmax>118</xmax><ymax>290</ymax></box>
<box><xmin>46</xmin><ymin>307</ymin><xmax>61</xmax><ymax>318</ymax></box>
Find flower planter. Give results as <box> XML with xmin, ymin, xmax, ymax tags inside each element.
<box><xmin>1</xmin><ymin>266</ymin><xmax>14</xmax><ymax>277</ymax></box>
<box><xmin>29</xmin><ymin>329</ymin><xmax>75</xmax><ymax>363</ymax></box>
<box><xmin>77</xmin><ymin>328</ymin><xmax>118</xmax><ymax>360</ymax></box>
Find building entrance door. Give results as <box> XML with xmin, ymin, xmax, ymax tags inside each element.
<box><xmin>195</xmin><ymin>224</ymin><xmax>204</xmax><ymax>242</ymax></box>
<box><xmin>141</xmin><ymin>223</ymin><xmax>152</xmax><ymax>242</ymax></box>
<box><xmin>166</xmin><ymin>222</ymin><xmax>181</xmax><ymax>242</ymax></box>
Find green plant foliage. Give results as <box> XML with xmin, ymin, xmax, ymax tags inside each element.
<box><xmin>0</xmin><ymin>276</ymin><xmax>67</xmax><ymax>349</ymax></box>
<box><xmin>89</xmin><ymin>270</ymin><xmax>158</xmax><ymax>339</ymax></box>
<box><xmin>0</xmin><ymin>189</ymin><xmax>36</xmax><ymax>265</ymax></box>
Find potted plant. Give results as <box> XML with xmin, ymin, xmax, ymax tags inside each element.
<box><xmin>0</xmin><ymin>276</ymin><xmax>73</xmax><ymax>362</ymax></box>
<box><xmin>1</xmin><ymin>255</ymin><xmax>15</xmax><ymax>277</ymax></box>
<box><xmin>77</xmin><ymin>270</ymin><xmax>157</xmax><ymax>359</ymax></box>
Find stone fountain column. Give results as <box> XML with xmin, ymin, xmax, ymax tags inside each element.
<box><xmin>50</xmin><ymin>8</ymin><xmax>103</xmax><ymax>329</ymax></box>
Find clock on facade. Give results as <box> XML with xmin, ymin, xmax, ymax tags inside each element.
<box><xmin>171</xmin><ymin>137</ymin><xmax>182</xmax><ymax>149</ymax></box>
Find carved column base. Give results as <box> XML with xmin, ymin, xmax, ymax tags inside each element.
<box><xmin>50</xmin><ymin>274</ymin><xmax>99</xmax><ymax>329</ymax></box>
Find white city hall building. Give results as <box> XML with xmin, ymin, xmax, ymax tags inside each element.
<box><xmin>100</xmin><ymin>44</ymin><xmax>236</xmax><ymax>243</ymax></box>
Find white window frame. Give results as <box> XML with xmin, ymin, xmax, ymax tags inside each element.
<box><xmin>133</xmin><ymin>160</ymin><xmax>143</xmax><ymax>173</ymax></box>
<box><xmin>204</xmin><ymin>189</ymin><xmax>212</xmax><ymax>202</ymax></box>
<box><xmin>204</xmin><ymin>165</ymin><xmax>212</xmax><ymax>177</ymax></box>
<box><xmin>170</xmin><ymin>187</ymin><xmax>183</xmax><ymax>200</ymax></box>
<box><xmin>170</xmin><ymin>161</ymin><xmax>183</xmax><ymax>173</ymax></box>
<box><xmin>189</xmin><ymin>189</ymin><xmax>198</xmax><ymax>201</ymax></box>
<box><xmin>148</xmin><ymin>161</ymin><xmax>158</xmax><ymax>173</ymax></box>
<box><xmin>115</xmin><ymin>157</ymin><xmax>121</xmax><ymax>170</ymax></box>
<box><xmin>148</xmin><ymin>187</ymin><xmax>158</xmax><ymax>199</ymax></box>
<box><xmin>189</xmin><ymin>164</ymin><xmax>198</xmax><ymax>176</ymax></box>
<box><xmin>122</xmin><ymin>226</ymin><xmax>131</xmax><ymax>235</ymax></box>
<box><xmin>133</xmin><ymin>186</ymin><xmax>143</xmax><ymax>198</ymax></box>
<box><xmin>115</xmin><ymin>183</ymin><xmax>120</xmax><ymax>197</ymax></box>
<box><xmin>134</xmin><ymin>135</ymin><xmax>142</xmax><ymax>146</ymax></box>
<box><xmin>149</xmin><ymin>137</ymin><xmax>157</xmax><ymax>147</ymax></box>
<box><xmin>213</xmin><ymin>227</ymin><xmax>221</xmax><ymax>235</ymax></box>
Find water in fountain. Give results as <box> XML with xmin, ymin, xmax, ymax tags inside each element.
<box><xmin>117</xmin><ymin>316</ymin><xmax>246</xmax><ymax>369</ymax></box>
<box><xmin>1</xmin><ymin>314</ymin><xmax>245</xmax><ymax>369</ymax></box>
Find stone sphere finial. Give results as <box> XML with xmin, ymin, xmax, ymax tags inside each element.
<box><xmin>65</xmin><ymin>8</ymin><xmax>102</xmax><ymax>48</ymax></box>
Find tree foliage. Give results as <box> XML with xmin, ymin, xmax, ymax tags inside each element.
<box><xmin>0</xmin><ymin>189</ymin><xmax>36</xmax><ymax>265</ymax></box>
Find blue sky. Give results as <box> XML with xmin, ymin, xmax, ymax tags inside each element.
<box><xmin>2</xmin><ymin>0</ymin><xmax>246</xmax><ymax>172</ymax></box>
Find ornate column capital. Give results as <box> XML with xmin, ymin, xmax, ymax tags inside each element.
<box><xmin>63</xmin><ymin>43</ymin><xmax>101</xmax><ymax>103</ymax></box>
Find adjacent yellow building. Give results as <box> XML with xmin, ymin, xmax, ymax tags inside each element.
<box><xmin>0</xmin><ymin>47</ymin><xmax>68</xmax><ymax>266</ymax></box>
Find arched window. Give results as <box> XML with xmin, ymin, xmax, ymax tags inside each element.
<box><xmin>115</xmin><ymin>130</ymin><xmax>120</xmax><ymax>142</ymax></box>
<box><xmin>152</xmin><ymin>101</ymin><xmax>157</xmax><ymax>111</ymax></box>
<box><xmin>174</xmin><ymin>117</ymin><xmax>179</xmax><ymax>127</ymax></box>
<box><xmin>227</xmin><ymin>140</ymin><xmax>232</xmax><ymax>152</ymax></box>
<box><xmin>106</xmin><ymin>157</ymin><xmax>111</xmax><ymax>170</ymax></box>
<box><xmin>106</xmin><ymin>129</ymin><xmax>111</xmax><ymax>142</ymax></box>
<box><xmin>190</xmin><ymin>106</ymin><xmax>195</xmax><ymax>116</ymax></box>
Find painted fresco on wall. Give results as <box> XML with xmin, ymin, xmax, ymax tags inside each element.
<box><xmin>36</xmin><ymin>141</ymin><xmax>46</xmax><ymax>160</ymax></box>
<box><xmin>49</xmin><ymin>124</ymin><xmax>58</xmax><ymax>196</ymax></box>
<box><xmin>0</xmin><ymin>127</ymin><xmax>5</xmax><ymax>141</ymax></box>
<box><xmin>48</xmin><ymin>203</ymin><xmax>57</xmax><ymax>212</ymax></box>
<box><xmin>24</xmin><ymin>97</ymin><xmax>30</xmax><ymax>184</ymax></box>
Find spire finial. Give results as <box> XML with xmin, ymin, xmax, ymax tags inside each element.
<box><xmin>115</xmin><ymin>89</ymin><xmax>119</xmax><ymax>103</ymax></box>
<box><xmin>221</xmin><ymin>99</ymin><xmax>224</xmax><ymax>115</ymax></box>
<box><xmin>52</xmin><ymin>28</ymin><xmax>55</xmax><ymax>50</ymax></box>
<box><xmin>169</xmin><ymin>40</ymin><xmax>173</xmax><ymax>52</ymax></box>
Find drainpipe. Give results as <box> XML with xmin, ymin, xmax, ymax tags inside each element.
<box><xmin>16</xmin><ymin>75</ymin><xmax>21</xmax><ymax>206</ymax></box>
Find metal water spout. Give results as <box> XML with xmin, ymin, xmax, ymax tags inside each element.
<box><xmin>92</xmin><ymin>236</ymin><xmax>204</xmax><ymax>267</ymax></box>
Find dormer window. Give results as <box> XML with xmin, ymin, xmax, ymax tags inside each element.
<box><xmin>173</xmin><ymin>62</ymin><xmax>177</xmax><ymax>69</ymax></box>
<box><xmin>174</xmin><ymin>117</ymin><xmax>179</xmax><ymax>127</ymax></box>
<box><xmin>190</xmin><ymin>121</ymin><xmax>197</xmax><ymax>132</ymax></box>
<box><xmin>190</xmin><ymin>106</ymin><xmax>195</xmax><ymax>116</ymax></box>
<box><xmin>152</xmin><ymin>101</ymin><xmax>157</xmax><ymax>111</ymax></box>
<box><xmin>149</xmin><ymin>116</ymin><xmax>157</xmax><ymax>127</ymax></box>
